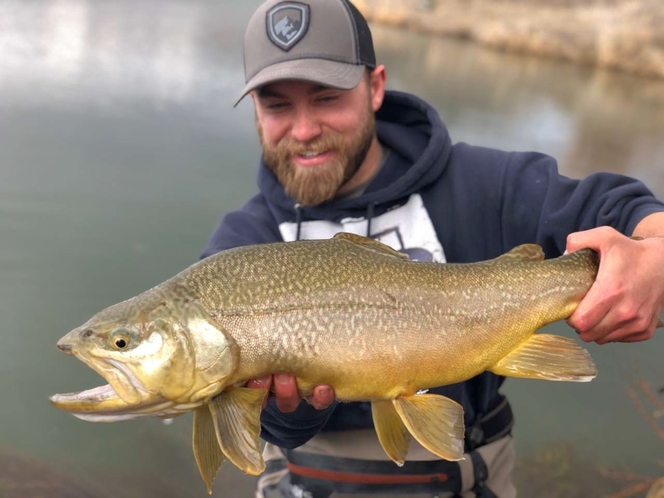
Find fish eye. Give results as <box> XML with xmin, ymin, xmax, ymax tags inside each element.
<box><xmin>110</xmin><ymin>328</ymin><xmax>133</xmax><ymax>351</ymax></box>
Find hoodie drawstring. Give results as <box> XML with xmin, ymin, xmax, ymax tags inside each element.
<box><xmin>366</xmin><ymin>202</ymin><xmax>376</xmax><ymax>238</ymax></box>
<box><xmin>294</xmin><ymin>202</ymin><xmax>376</xmax><ymax>241</ymax></box>
<box><xmin>294</xmin><ymin>203</ymin><xmax>303</xmax><ymax>241</ymax></box>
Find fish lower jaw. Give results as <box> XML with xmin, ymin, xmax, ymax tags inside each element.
<box><xmin>70</xmin><ymin>402</ymin><xmax>198</xmax><ymax>422</ymax></box>
<box><xmin>51</xmin><ymin>383</ymin><xmax>121</xmax><ymax>407</ymax></box>
<box><xmin>51</xmin><ymin>382</ymin><xmax>149</xmax><ymax>414</ymax></box>
<box><xmin>51</xmin><ymin>383</ymin><xmax>204</xmax><ymax>422</ymax></box>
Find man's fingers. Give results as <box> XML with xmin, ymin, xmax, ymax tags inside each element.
<box><xmin>566</xmin><ymin>230</ymin><xmax>662</xmax><ymax>346</ymax></box>
<box><xmin>579</xmin><ymin>307</ymin><xmax>659</xmax><ymax>344</ymax></box>
<box><xmin>565</xmin><ymin>226</ymin><xmax>616</xmax><ymax>254</ymax></box>
<box><xmin>310</xmin><ymin>385</ymin><xmax>335</xmax><ymax>410</ymax></box>
<box><xmin>567</xmin><ymin>282</ymin><xmax>613</xmax><ymax>339</ymax></box>
<box><xmin>593</xmin><ymin>325</ymin><xmax>633</xmax><ymax>345</ymax></box>
<box><xmin>246</xmin><ymin>375</ymin><xmax>272</xmax><ymax>409</ymax></box>
<box><xmin>614</xmin><ymin>313</ymin><xmax>660</xmax><ymax>343</ymax></box>
<box><xmin>273</xmin><ymin>374</ymin><xmax>301</xmax><ymax>413</ymax></box>
<box><xmin>246</xmin><ymin>375</ymin><xmax>335</xmax><ymax>412</ymax></box>
<box><xmin>618</xmin><ymin>330</ymin><xmax>656</xmax><ymax>343</ymax></box>
<box><xmin>567</xmin><ymin>236</ymin><xmax>624</xmax><ymax>338</ymax></box>
<box><xmin>246</xmin><ymin>375</ymin><xmax>271</xmax><ymax>390</ymax></box>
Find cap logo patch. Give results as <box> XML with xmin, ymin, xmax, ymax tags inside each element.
<box><xmin>266</xmin><ymin>2</ymin><xmax>310</xmax><ymax>52</ymax></box>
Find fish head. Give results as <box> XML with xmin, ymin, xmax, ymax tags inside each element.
<box><xmin>51</xmin><ymin>293</ymin><xmax>239</xmax><ymax>421</ymax></box>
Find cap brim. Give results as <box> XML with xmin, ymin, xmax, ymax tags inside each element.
<box><xmin>233</xmin><ymin>59</ymin><xmax>366</xmax><ymax>107</ymax></box>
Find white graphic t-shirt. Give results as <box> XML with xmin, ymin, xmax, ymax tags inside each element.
<box><xmin>278</xmin><ymin>193</ymin><xmax>446</xmax><ymax>263</ymax></box>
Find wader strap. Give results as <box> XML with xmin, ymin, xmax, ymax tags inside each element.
<box><xmin>284</xmin><ymin>451</ymin><xmax>463</xmax><ymax>496</ymax></box>
<box><xmin>265</xmin><ymin>457</ymin><xmax>287</xmax><ymax>474</ymax></box>
<box><xmin>469</xmin><ymin>450</ymin><xmax>497</xmax><ymax>498</ymax></box>
<box><xmin>465</xmin><ymin>395</ymin><xmax>514</xmax><ymax>451</ymax></box>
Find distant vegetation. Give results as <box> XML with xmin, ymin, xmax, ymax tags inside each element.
<box><xmin>355</xmin><ymin>0</ymin><xmax>664</xmax><ymax>79</ymax></box>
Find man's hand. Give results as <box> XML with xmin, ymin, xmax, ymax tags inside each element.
<box><xmin>245</xmin><ymin>374</ymin><xmax>335</xmax><ymax>412</ymax></box>
<box><xmin>566</xmin><ymin>226</ymin><xmax>664</xmax><ymax>344</ymax></box>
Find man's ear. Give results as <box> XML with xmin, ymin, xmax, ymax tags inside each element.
<box><xmin>369</xmin><ymin>65</ymin><xmax>387</xmax><ymax>113</ymax></box>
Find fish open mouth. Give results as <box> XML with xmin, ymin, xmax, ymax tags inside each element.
<box><xmin>50</xmin><ymin>342</ymin><xmax>157</xmax><ymax>419</ymax></box>
<box><xmin>50</xmin><ymin>351</ymin><xmax>188</xmax><ymax>421</ymax></box>
<box><xmin>50</xmin><ymin>382</ymin><xmax>182</xmax><ymax>422</ymax></box>
<box><xmin>50</xmin><ymin>378</ymin><xmax>137</xmax><ymax>418</ymax></box>
<box><xmin>50</xmin><ymin>384</ymin><xmax>121</xmax><ymax>408</ymax></box>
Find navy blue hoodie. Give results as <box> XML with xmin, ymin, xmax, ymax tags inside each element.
<box><xmin>202</xmin><ymin>90</ymin><xmax>663</xmax><ymax>450</ymax></box>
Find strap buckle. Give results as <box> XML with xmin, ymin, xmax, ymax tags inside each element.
<box><xmin>465</xmin><ymin>395</ymin><xmax>514</xmax><ymax>451</ymax></box>
<box><xmin>466</xmin><ymin>422</ymin><xmax>484</xmax><ymax>451</ymax></box>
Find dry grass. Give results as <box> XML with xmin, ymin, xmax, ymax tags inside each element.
<box><xmin>355</xmin><ymin>0</ymin><xmax>664</xmax><ymax>79</ymax></box>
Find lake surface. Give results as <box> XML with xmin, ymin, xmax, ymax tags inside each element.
<box><xmin>1</xmin><ymin>1</ymin><xmax>663</xmax><ymax>496</ymax></box>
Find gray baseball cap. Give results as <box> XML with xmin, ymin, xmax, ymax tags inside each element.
<box><xmin>235</xmin><ymin>0</ymin><xmax>376</xmax><ymax>106</ymax></box>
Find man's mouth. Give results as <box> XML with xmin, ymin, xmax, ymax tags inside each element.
<box><xmin>294</xmin><ymin>150</ymin><xmax>334</xmax><ymax>166</ymax></box>
<box><xmin>300</xmin><ymin>150</ymin><xmax>324</xmax><ymax>158</ymax></box>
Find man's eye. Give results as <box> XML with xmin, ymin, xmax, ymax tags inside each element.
<box><xmin>267</xmin><ymin>102</ymin><xmax>290</xmax><ymax>110</ymax></box>
<box><xmin>318</xmin><ymin>95</ymin><xmax>339</xmax><ymax>103</ymax></box>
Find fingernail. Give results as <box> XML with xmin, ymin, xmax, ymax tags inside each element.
<box><xmin>318</xmin><ymin>387</ymin><xmax>332</xmax><ymax>398</ymax></box>
<box><xmin>253</xmin><ymin>376</ymin><xmax>270</xmax><ymax>387</ymax></box>
<box><xmin>275</xmin><ymin>374</ymin><xmax>291</xmax><ymax>384</ymax></box>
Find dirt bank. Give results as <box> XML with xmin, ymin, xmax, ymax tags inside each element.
<box><xmin>354</xmin><ymin>0</ymin><xmax>664</xmax><ymax>79</ymax></box>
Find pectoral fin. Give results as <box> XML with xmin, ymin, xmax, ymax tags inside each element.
<box><xmin>209</xmin><ymin>387</ymin><xmax>268</xmax><ymax>476</ymax></box>
<box><xmin>193</xmin><ymin>406</ymin><xmax>226</xmax><ymax>494</ymax></box>
<box><xmin>488</xmin><ymin>334</ymin><xmax>597</xmax><ymax>381</ymax></box>
<box><xmin>371</xmin><ymin>400</ymin><xmax>412</xmax><ymax>466</ymax></box>
<box><xmin>392</xmin><ymin>394</ymin><xmax>465</xmax><ymax>461</ymax></box>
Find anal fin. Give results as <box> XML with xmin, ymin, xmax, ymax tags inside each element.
<box><xmin>193</xmin><ymin>406</ymin><xmax>226</xmax><ymax>494</ymax></box>
<box><xmin>209</xmin><ymin>387</ymin><xmax>268</xmax><ymax>476</ymax></box>
<box><xmin>392</xmin><ymin>394</ymin><xmax>464</xmax><ymax>461</ymax></box>
<box><xmin>371</xmin><ymin>400</ymin><xmax>412</xmax><ymax>466</ymax></box>
<box><xmin>488</xmin><ymin>334</ymin><xmax>597</xmax><ymax>381</ymax></box>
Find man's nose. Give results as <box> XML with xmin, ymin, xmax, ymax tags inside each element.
<box><xmin>290</xmin><ymin>110</ymin><xmax>322</xmax><ymax>143</ymax></box>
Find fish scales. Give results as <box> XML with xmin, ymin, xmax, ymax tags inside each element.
<box><xmin>162</xmin><ymin>238</ymin><xmax>598</xmax><ymax>399</ymax></box>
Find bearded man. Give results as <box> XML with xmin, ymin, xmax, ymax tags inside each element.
<box><xmin>201</xmin><ymin>1</ymin><xmax>664</xmax><ymax>497</ymax></box>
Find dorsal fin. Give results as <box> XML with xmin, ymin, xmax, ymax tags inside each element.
<box><xmin>491</xmin><ymin>244</ymin><xmax>544</xmax><ymax>264</ymax></box>
<box><xmin>333</xmin><ymin>233</ymin><xmax>409</xmax><ymax>260</ymax></box>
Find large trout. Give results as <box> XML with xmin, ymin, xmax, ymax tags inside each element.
<box><xmin>52</xmin><ymin>233</ymin><xmax>614</xmax><ymax>493</ymax></box>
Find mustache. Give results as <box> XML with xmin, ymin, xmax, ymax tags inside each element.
<box><xmin>277</xmin><ymin>133</ymin><xmax>344</xmax><ymax>156</ymax></box>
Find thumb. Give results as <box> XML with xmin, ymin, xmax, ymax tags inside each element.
<box><xmin>565</xmin><ymin>230</ymin><xmax>596</xmax><ymax>254</ymax></box>
<box><xmin>565</xmin><ymin>227</ymin><xmax>614</xmax><ymax>254</ymax></box>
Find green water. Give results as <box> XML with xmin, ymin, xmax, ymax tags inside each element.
<box><xmin>1</xmin><ymin>1</ymin><xmax>663</xmax><ymax>496</ymax></box>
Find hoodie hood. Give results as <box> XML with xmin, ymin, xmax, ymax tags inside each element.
<box><xmin>257</xmin><ymin>90</ymin><xmax>452</xmax><ymax>222</ymax></box>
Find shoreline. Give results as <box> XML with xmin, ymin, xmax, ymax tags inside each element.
<box><xmin>354</xmin><ymin>0</ymin><xmax>664</xmax><ymax>80</ymax></box>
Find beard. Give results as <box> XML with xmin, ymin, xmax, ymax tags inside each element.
<box><xmin>257</xmin><ymin>105</ymin><xmax>376</xmax><ymax>207</ymax></box>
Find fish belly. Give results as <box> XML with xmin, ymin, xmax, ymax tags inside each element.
<box><xmin>227</xmin><ymin>302</ymin><xmax>533</xmax><ymax>402</ymax></box>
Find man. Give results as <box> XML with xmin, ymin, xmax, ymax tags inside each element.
<box><xmin>201</xmin><ymin>1</ymin><xmax>664</xmax><ymax>496</ymax></box>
